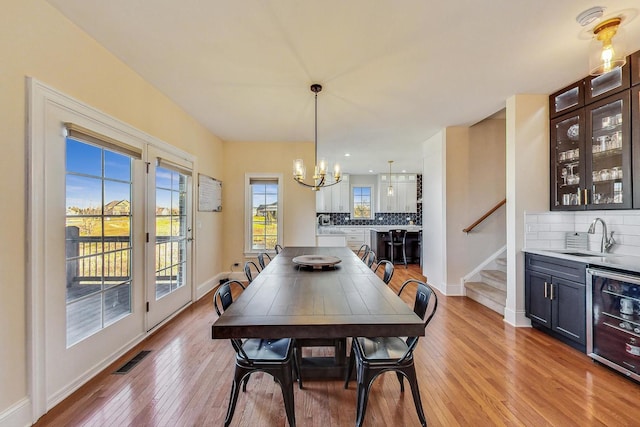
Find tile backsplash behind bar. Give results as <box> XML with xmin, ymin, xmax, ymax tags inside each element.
<box><xmin>525</xmin><ymin>210</ymin><xmax>640</xmax><ymax>256</ymax></box>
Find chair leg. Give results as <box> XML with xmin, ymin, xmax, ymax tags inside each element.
<box><xmin>241</xmin><ymin>374</ymin><xmax>250</xmax><ymax>392</ymax></box>
<box><xmin>344</xmin><ymin>342</ymin><xmax>355</xmax><ymax>389</ymax></box>
<box><xmin>404</xmin><ymin>366</ymin><xmax>427</xmax><ymax>427</ymax></box>
<box><xmin>224</xmin><ymin>365</ymin><xmax>248</xmax><ymax>427</ymax></box>
<box><xmin>355</xmin><ymin>366</ymin><xmax>376</xmax><ymax>427</ymax></box>
<box><xmin>396</xmin><ymin>371</ymin><xmax>404</xmax><ymax>392</ymax></box>
<box><xmin>293</xmin><ymin>345</ymin><xmax>303</xmax><ymax>390</ymax></box>
<box><xmin>402</xmin><ymin>243</ymin><xmax>407</xmax><ymax>269</ymax></box>
<box><xmin>276</xmin><ymin>362</ymin><xmax>297</xmax><ymax>427</ymax></box>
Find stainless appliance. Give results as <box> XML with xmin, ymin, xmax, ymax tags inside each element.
<box><xmin>587</xmin><ymin>267</ymin><xmax>640</xmax><ymax>381</ymax></box>
<box><xmin>318</xmin><ymin>214</ymin><xmax>331</xmax><ymax>226</ymax></box>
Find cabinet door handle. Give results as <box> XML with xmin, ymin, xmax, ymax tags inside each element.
<box><xmin>550</xmin><ymin>283</ymin><xmax>554</xmax><ymax>300</ymax></box>
<box><xmin>583</xmin><ymin>189</ymin><xmax>588</xmax><ymax>205</ymax></box>
<box><xmin>544</xmin><ymin>281</ymin><xmax>548</xmax><ymax>299</ymax></box>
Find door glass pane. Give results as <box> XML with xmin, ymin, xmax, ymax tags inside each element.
<box><xmin>155</xmin><ymin>167</ymin><xmax>188</xmax><ymax>300</ymax></box>
<box><xmin>65</xmin><ymin>138</ymin><xmax>133</xmax><ymax>347</ymax></box>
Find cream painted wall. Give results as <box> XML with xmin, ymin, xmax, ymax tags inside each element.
<box><xmin>222</xmin><ymin>141</ymin><xmax>317</xmax><ymax>268</ymax></box>
<box><xmin>445</xmin><ymin>120</ymin><xmax>507</xmax><ymax>292</ymax></box>
<box><xmin>1</xmin><ymin>0</ymin><xmax>224</xmax><ymax>420</ymax></box>
<box><xmin>505</xmin><ymin>94</ymin><xmax>548</xmax><ymax>326</ymax></box>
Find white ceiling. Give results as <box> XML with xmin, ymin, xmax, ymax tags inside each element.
<box><xmin>46</xmin><ymin>0</ymin><xmax>640</xmax><ymax>174</ymax></box>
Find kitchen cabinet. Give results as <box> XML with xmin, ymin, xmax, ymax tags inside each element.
<box><xmin>584</xmin><ymin>63</ymin><xmax>630</xmax><ymax>104</ymax></box>
<box><xmin>315</xmin><ymin>174</ymin><xmax>349</xmax><ymax>213</ymax></box>
<box><xmin>632</xmin><ymin>50</ymin><xmax>640</xmax><ymax>87</ymax></box>
<box><xmin>378</xmin><ymin>174</ymin><xmax>417</xmax><ymax>213</ymax></box>
<box><xmin>550</xmin><ymin>91</ymin><xmax>632</xmax><ymax>210</ymax></box>
<box><xmin>525</xmin><ymin>253</ymin><xmax>587</xmax><ymax>351</ymax></box>
<box><xmin>633</xmin><ymin>85</ymin><xmax>640</xmax><ymax>208</ymax></box>
<box><xmin>549</xmin><ymin>80</ymin><xmax>584</xmax><ymax>119</ymax></box>
<box><xmin>340</xmin><ymin>227</ymin><xmax>365</xmax><ymax>251</ymax></box>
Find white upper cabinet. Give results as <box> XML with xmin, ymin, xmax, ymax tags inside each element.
<box><xmin>378</xmin><ymin>174</ymin><xmax>417</xmax><ymax>213</ymax></box>
<box><xmin>316</xmin><ymin>174</ymin><xmax>349</xmax><ymax>213</ymax></box>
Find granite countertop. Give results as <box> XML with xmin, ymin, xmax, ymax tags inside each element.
<box><xmin>524</xmin><ymin>248</ymin><xmax>640</xmax><ymax>274</ymax></box>
<box><xmin>369</xmin><ymin>226</ymin><xmax>422</xmax><ymax>232</ymax></box>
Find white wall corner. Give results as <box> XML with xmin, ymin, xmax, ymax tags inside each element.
<box><xmin>503</xmin><ymin>307</ymin><xmax>531</xmax><ymax>327</ymax></box>
<box><xmin>0</xmin><ymin>397</ymin><xmax>31</xmax><ymax>427</ymax></box>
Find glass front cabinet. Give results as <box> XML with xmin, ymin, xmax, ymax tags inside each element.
<box><xmin>551</xmin><ymin>91</ymin><xmax>631</xmax><ymax>210</ymax></box>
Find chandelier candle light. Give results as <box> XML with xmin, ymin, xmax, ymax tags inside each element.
<box><xmin>293</xmin><ymin>84</ymin><xmax>341</xmax><ymax>191</ymax></box>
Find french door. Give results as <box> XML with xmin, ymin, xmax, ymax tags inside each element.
<box><xmin>30</xmin><ymin>80</ymin><xmax>195</xmax><ymax>417</ymax></box>
<box><xmin>146</xmin><ymin>147</ymin><xmax>193</xmax><ymax>330</ymax></box>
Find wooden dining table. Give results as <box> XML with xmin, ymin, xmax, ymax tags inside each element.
<box><xmin>211</xmin><ymin>246</ymin><xmax>425</xmax><ymax>377</ymax></box>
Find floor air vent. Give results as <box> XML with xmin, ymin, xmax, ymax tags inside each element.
<box><xmin>113</xmin><ymin>350</ymin><xmax>151</xmax><ymax>375</ymax></box>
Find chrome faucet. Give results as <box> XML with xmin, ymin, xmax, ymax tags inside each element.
<box><xmin>588</xmin><ymin>217</ymin><xmax>615</xmax><ymax>253</ymax></box>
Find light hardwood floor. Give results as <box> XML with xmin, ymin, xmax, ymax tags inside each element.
<box><xmin>35</xmin><ymin>264</ymin><xmax>640</xmax><ymax>426</ymax></box>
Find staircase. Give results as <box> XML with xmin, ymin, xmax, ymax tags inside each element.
<box><xmin>464</xmin><ymin>257</ymin><xmax>506</xmax><ymax>314</ymax></box>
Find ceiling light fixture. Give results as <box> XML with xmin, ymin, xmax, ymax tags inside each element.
<box><xmin>387</xmin><ymin>160</ymin><xmax>394</xmax><ymax>197</ymax></box>
<box><xmin>293</xmin><ymin>84</ymin><xmax>341</xmax><ymax>191</ymax></box>
<box><xmin>588</xmin><ymin>17</ymin><xmax>627</xmax><ymax>76</ymax></box>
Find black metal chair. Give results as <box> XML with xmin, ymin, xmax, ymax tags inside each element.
<box><xmin>374</xmin><ymin>260</ymin><xmax>394</xmax><ymax>285</ymax></box>
<box><xmin>244</xmin><ymin>261</ymin><xmax>260</xmax><ymax>284</ymax></box>
<box><xmin>257</xmin><ymin>252</ymin><xmax>272</xmax><ymax>270</ymax></box>
<box><xmin>364</xmin><ymin>250</ymin><xmax>376</xmax><ymax>268</ymax></box>
<box><xmin>213</xmin><ymin>280</ymin><xmax>298</xmax><ymax>427</ymax></box>
<box><xmin>344</xmin><ymin>279</ymin><xmax>438</xmax><ymax>427</ymax></box>
<box><xmin>387</xmin><ymin>229</ymin><xmax>407</xmax><ymax>269</ymax></box>
<box><xmin>356</xmin><ymin>244</ymin><xmax>370</xmax><ymax>259</ymax></box>
<box><xmin>274</xmin><ymin>244</ymin><xmax>284</xmax><ymax>254</ymax></box>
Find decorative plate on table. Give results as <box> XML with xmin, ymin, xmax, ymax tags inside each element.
<box><xmin>292</xmin><ymin>255</ymin><xmax>341</xmax><ymax>269</ymax></box>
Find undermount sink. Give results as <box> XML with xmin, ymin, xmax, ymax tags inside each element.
<box><xmin>561</xmin><ymin>252</ymin><xmax>599</xmax><ymax>257</ymax></box>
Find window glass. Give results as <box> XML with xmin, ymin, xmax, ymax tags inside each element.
<box><xmin>353</xmin><ymin>186</ymin><xmax>372</xmax><ymax>218</ymax></box>
<box><xmin>250</xmin><ymin>179</ymin><xmax>279</xmax><ymax>251</ymax></box>
<box><xmin>65</xmin><ymin>137</ymin><xmax>133</xmax><ymax>347</ymax></box>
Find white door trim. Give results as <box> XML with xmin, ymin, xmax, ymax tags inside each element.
<box><xmin>27</xmin><ymin>78</ymin><xmax>197</xmax><ymax>422</ymax></box>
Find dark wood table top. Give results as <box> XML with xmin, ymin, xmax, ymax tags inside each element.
<box><xmin>211</xmin><ymin>246</ymin><xmax>425</xmax><ymax>339</ymax></box>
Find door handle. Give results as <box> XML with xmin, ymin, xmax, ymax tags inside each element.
<box><xmin>550</xmin><ymin>283</ymin><xmax>554</xmax><ymax>300</ymax></box>
<box><xmin>544</xmin><ymin>281</ymin><xmax>548</xmax><ymax>299</ymax></box>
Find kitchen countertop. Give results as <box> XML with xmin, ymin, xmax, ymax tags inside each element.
<box><xmin>316</xmin><ymin>225</ymin><xmax>422</xmax><ymax>236</ymax></box>
<box><xmin>524</xmin><ymin>248</ymin><xmax>640</xmax><ymax>274</ymax></box>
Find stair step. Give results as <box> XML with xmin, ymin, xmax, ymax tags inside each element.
<box><xmin>465</xmin><ymin>281</ymin><xmax>506</xmax><ymax>315</ymax></box>
<box><xmin>495</xmin><ymin>257</ymin><xmax>507</xmax><ymax>267</ymax></box>
<box><xmin>479</xmin><ymin>269</ymin><xmax>506</xmax><ymax>291</ymax></box>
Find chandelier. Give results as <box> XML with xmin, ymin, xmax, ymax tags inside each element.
<box><xmin>293</xmin><ymin>84</ymin><xmax>341</xmax><ymax>191</ymax></box>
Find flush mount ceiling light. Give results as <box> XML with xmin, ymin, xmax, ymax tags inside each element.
<box><xmin>387</xmin><ymin>160</ymin><xmax>394</xmax><ymax>197</ymax></box>
<box><xmin>293</xmin><ymin>84</ymin><xmax>341</xmax><ymax>191</ymax></box>
<box><xmin>588</xmin><ymin>16</ymin><xmax>627</xmax><ymax>76</ymax></box>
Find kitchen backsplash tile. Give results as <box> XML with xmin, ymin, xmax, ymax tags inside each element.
<box><xmin>525</xmin><ymin>210</ymin><xmax>640</xmax><ymax>256</ymax></box>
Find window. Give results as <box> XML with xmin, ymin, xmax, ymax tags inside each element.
<box><xmin>65</xmin><ymin>137</ymin><xmax>134</xmax><ymax>346</ymax></box>
<box><xmin>245</xmin><ymin>174</ymin><xmax>283</xmax><ymax>253</ymax></box>
<box><xmin>353</xmin><ymin>186</ymin><xmax>373</xmax><ymax>219</ymax></box>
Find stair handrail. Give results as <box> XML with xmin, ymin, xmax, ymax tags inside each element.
<box><xmin>462</xmin><ymin>198</ymin><xmax>506</xmax><ymax>233</ymax></box>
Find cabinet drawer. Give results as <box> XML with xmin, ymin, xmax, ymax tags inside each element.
<box><xmin>525</xmin><ymin>253</ymin><xmax>586</xmax><ymax>284</ymax></box>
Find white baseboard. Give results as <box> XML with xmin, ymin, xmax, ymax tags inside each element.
<box><xmin>503</xmin><ymin>307</ymin><xmax>531</xmax><ymax>327</ymax></box>
<box><xmin>0</xmin><ymin>397</ymin><xmax>31</xmax><ymax>427</ymax></box>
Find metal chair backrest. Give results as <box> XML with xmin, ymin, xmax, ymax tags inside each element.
<box><xmin>397</xmin><ymin>279</ymin><xmax>438</xmax><ymax>360</ymax></box>
<box><xmin>356</xmin><ymin>244</ymin><xmax>370</xmax><ymax>258</ymax></box>
<box><xmin>274</xmin><ymin>244</ymin><xmax>284</xmax><ymax>254</ymax></box>
<box><xmin>374</xmin><ymin>260</ymin><xmax>394</xmax><ymax>284</ymax></box>
<box><xmin>213</xmin><ymin>280</ymin><xmax>246</xmax><ymax>316</ymax></box>
<box><xmin>389</xmin><ymin>229</ymin><xmax>407</xmax><ymax>244</ymax></box>
<box><xmin>244</xmin><ymin>261</ymin><xmax>260</xmax><ymax>284</ymax></box>
<box><xmin>364</xmin><ymin>250</ymin><xmax>377</xmax><ymax>268</ymax></box>
<box><xmin>257</xmin><ymin>252</ymin><xmax>272</xmax><ymax>270</ymax></box>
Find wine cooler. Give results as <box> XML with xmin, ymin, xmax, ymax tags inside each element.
<box><xmin>588</xmin><ymin>268</ymin><xmax>640</xmax><ymax>381</ymax></box>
